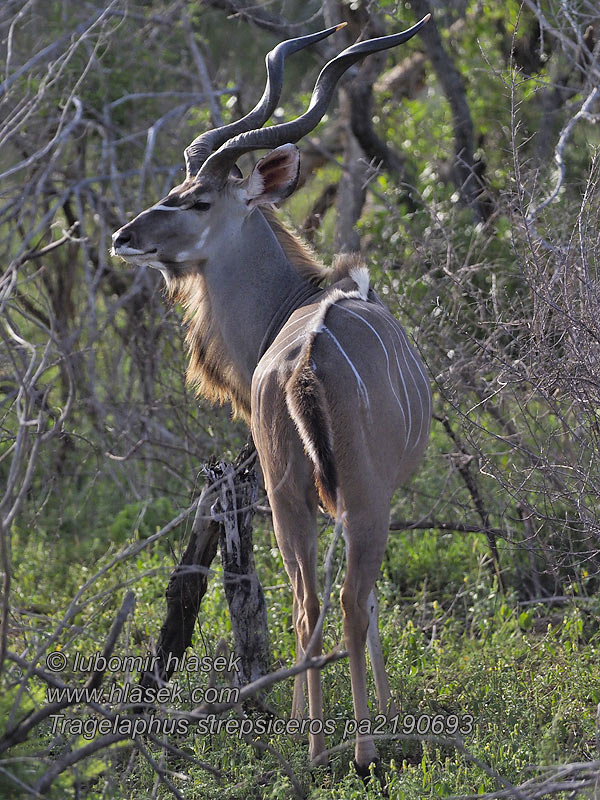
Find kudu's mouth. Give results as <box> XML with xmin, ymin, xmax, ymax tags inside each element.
<box><xmin>111</xmin><ymin>245</ymin><xmax>157</xmax><ymax>259</ymax></box>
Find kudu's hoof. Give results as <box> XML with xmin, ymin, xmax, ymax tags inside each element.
<box><xmin>309</xmin><ymin>751</ymin><xmax>330</xmax><ymax>769</ymax></box>
<box><xmin>352</xmin><ymin>757</ymin><xmax>387</xmax><ymax>791</ymax></box>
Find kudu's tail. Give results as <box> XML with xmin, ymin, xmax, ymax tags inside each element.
<box><xmin>285</xmin><ymin>342</ymin><xmax>339</xmax><ymax>513</ymax></box>
<box><xmin>284</xmin><ymin>258</ymin><xmax>370</xmax><ymax>514</ymax></box>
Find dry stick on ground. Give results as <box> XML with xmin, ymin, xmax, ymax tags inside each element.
<box><xmin>447</xmin><ymin>759</ymin><xmax>600</xmax><ymax>800</ymax></box>
<box><xmin>230</xmin><ymin>699</ymin><xmax>307</xmax><ymax>799</ymax></box>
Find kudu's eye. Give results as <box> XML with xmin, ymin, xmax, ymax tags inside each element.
<box><xmin>192</xmin><ymin>201</ymin><xmax>211</xmax><ymax>212</ymax></box>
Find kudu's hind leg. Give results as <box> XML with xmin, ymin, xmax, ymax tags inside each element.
<box><xmin>270</xmin><ymin>495</ymin><xmax>326</xmax><ymax>764</ymax></box>
<box><xmin>340</xmin><ymin>509</ymin><xmax>390</xmax><ymax>772</ymax></box>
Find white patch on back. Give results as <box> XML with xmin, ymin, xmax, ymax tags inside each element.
<box><xmin>349</xmin><ymin>266</ymin><xmax>370</xmax><ymax>300</ymax></box>
<box><xmin>310</xmin><ymin>287</ymin><xmax>361</xmax><ymax>335</ymax></box>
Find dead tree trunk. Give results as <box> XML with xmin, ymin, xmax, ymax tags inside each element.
<box><xmin>210</xmin><ymin>450</ymin><xmax>270</xmax><ymax>685</ymax></box>
<box><xmin>139</xmin><ymin>442</ymin><xmax>269</xmax><ymax>692</ymax></box>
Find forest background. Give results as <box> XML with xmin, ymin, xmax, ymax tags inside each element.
<box><xmin>1</xmin><ymin>0</ymin><xmax>600</xmax><ymax>798</ymax></box>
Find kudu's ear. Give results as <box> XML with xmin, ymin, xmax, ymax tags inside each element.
<box><xmin>245</xmin><ymin>143</ymin><xmax>300</xmax><ymax>207</ymax></box>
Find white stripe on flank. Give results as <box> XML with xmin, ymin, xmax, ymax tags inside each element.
<box><xmin>383</xmin><ymin>313</ymin><xmax>430</xmax><ymax>451</ymax></box>
<box><xmin>253</xmin><ymin>309</ymin><xmax>319</xmax><ymax>409</ymax></box>
<box><xmin>337</xmin><ymin>305</ymin><xmax>408</xmax><ymax>438</ymax></box>
<box><xmin>319</xmin><ymin>325</ymin><xmax>370</xmax><ymax>408</ymax></box>
<box><xmin>402</xmin><ymin>333</ymin><xmax>430</xmax><ymax>451</ymax></box>
<box><xmin>256</xmin><ymin>293</ymin><xmax>374</xmax><ymax>417</ymax></box>
<box><xmin>253</xmin><ymin>290</ymin><xmax>430</xmax><ymax>458</ymax></box>
<box><xmin>389</xmin><ymin>334</ymin><xmax>417</xmax><ymax>449</ymax></box>
<box><xmin>306</xmin><ymin>288</ymin><xmax>372</xmax><ymax>407</ymax></box>
<box><xmin>364</xmin><ymin>303</ymin><xmax>431</xmax><ymax>452</ymax></box>
<box><xmin>256</xmin><ymin>309</ymin><xmax>317</xmax><ymax>370</ymax></box>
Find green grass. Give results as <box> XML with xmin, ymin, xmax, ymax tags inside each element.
<box><xmin>4</xmin><ymin>519</ymin><xmax>599</xmax><ymax>799</ymax></box>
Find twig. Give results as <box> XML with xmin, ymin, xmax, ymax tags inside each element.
<box><xmin>434</xmin><ymin>413</ymin><xmax>504</xmax><ymax>589</ymax></box>
<box><xmin>304</xmin><ymin>511</ymin><xmax>343</xmax><ymax>659</ymax></box>
<box><xmin>184</xmin><ymin>648</ymin><xmax>346</xmax><ymax>719</ymax></box>
<box><xmin>86</xmin><ymin>591</ymin><xmax>136</xmax><ymax>691</ymax></box>
<box><xmin>182</xmin><ymin>12</ymin><xmax>223</xmax><ymax>128</ymax></box>
<box><xmin>13</xmin><ymin>224</ymin><xmax>83</xmax><ymax>267</ymax></box>
<box><xmin>389</xmin><ymin>519</ymin><xmax>507</xmax><ymax>538</ymax></box>
<box><xmin>33</xmin><ymin>733</ymin><xmax>130</xmax><ymax>795</ymax></box>
<box><xmin>0</xmin><ymin>9</ymin><xmax>104</xmax><ymax>96</ymax></box>
<box><xmin>446</xmin><ymin>758</ymin><xmax>600</xmax><ymax>799</ymax></box>
<box><xmin>0</xmin><ymin>592</ymin><xmax>135</xmax><ymax>754</ymax></box>
<box><xmin>526</xmin><ymin>85</ymin><xmax>600</xmax><ymax>226</ymax></box>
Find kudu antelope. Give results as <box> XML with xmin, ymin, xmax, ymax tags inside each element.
<box><xmin>112</xmin><ymin>16</ymin><xmax>431</xmax><ymax>773</ymax></box>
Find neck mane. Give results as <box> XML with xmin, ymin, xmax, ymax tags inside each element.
<box><xmin>260</xmin><ymin>207</ymin><xmax>329</xmax><ymax>286</ymax></box>
<box><xmin>168</xmin><ymin>209</ymin><xmax>330</xmax><ymax>420</ymax></box>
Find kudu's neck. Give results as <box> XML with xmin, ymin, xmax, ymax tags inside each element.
<box><xmin>179</xmin><ymin>208</ymin><xmax>317</xmax><ymax>419</ymax></box>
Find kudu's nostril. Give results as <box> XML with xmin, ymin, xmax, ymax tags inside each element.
<box><xmin>113</xmin><ymin>229</ymin><xmax>132</xmax><ymax>250</ymax></box>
